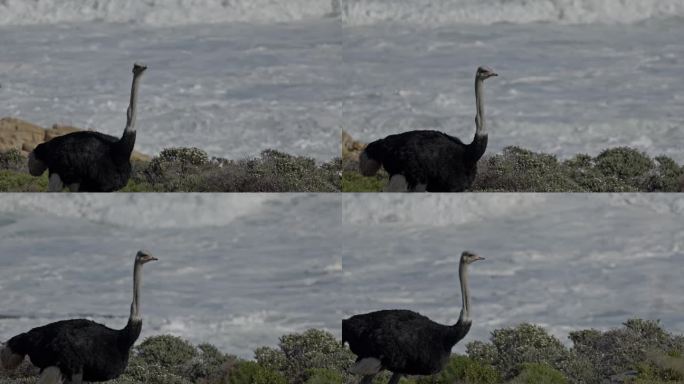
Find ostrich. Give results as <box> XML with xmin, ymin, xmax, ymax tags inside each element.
<box><xmin>359</xmin><ymin>67</ymin><xmax>498</xmax><ymax>192</ymax></box>
<box><xmin>28</xmin><ymin>63</ymin><xmax>148</xmax><ymax>192</ymax></box>
<box><xmin>0</xmin><ymin>250</ymin><xmax>158</xmax><ymax>384</ymax></box>
<box><xmin>342</xmin><ymin>251</ymin><xmax>484</xmax><ymax>384</ymax></box>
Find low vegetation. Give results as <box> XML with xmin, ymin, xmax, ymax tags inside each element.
<box><xmin>0</xmin><ymin>148</ymin><xmax>340</xmax><ymax>192</ymax></box>
<box><xmin>2</xmin><ymin>320</ymin><xmax>682</xmax><ymax>384</ymax></box>
<box><xmin>342</xmin><ymin>146</ymin><xmax>684</xmax><ymax>192</ymax></box>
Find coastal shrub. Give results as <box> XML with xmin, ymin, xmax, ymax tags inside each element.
<box><xmin>0</xmin><ymin>171</ymin><xmax>48</xmax><ymax>192</ymax></box>
<box><xmin>562</xmin><ymin>154</ymin><xmax>634</xmax><ymax>192</ymax></box>
<box><xmin>569</xmin><ymin>319</ymin><xmax>684</xmax><ymax>381</ymax></box>
<box><xmin>113</xmin><ymin>355</ymin><xmax>192</xmax><ymax>384</ymax></box>
<box><xmin>0</xmin><ymin>379</ymin><xmax>35</xmax><ymax>384</ymax></box>
<box><xmin>227</xmin><ymin>361</ymin><xmax>287</xmax><ymax>384</ymax></box>
<box><xmin>182</xmin><ymin>343</ymin><xmax>236</xmax><ymax>382</ymax></box>
<box><xmin>508</xmin><ymin>363</ymin><xmax>567</xmax><ymax>384</ymax></box>
<box><xmin>142</xmin><ymin>147</ymin><xmax>208</xmax><ymax>191</ymax></box>
<box><xmin>304</xmin><ymin>368</ymin><xmax>344</xmax><ymax>384</ymax></box>
<box><xmin>340</xmin><ymin>156</ymin><xmax>386</xmax><ymax>192</ymax></box>
<box><xmin>473</xmin><ymin>147</ymin><xmax>580</xmax><ymax>192</ymax></box>
<box><xmin>342</xmin><ymin>170</ymin><xmax>386</xmax><ymax>192</ymax></box>
<box><xmin>594</xmin><ymin>147</ymin><xmax>654</xmax><ymax>183</ymax></box>
<box><xmin>414</xmin><ymin>355</ymin><xmax>501</xmax><ymax>384</ymax></box>
<box><xmin>137</xmin><ymin>335</ymin><xmax>198</xmax><ymax>370</ymax></box>
<box><xmin>138</xmin><ymin>148</ymin><xmax>340</xmax><ymax>192</ymax></box>
<box><xmin>646</xmin><ymin>156</ymin><xmax>684</xmax><ymax>192</ymax></box>
<box><xmin>0</xmin><ymin>149</ymin><xmax>25</xmax><ymax>173</ymax></box>
<box><xmin>202</xmin><ymin>151</ymin><xmax>339</xmax><ymax>192</ymax></box>
<box><xmin>467</xmin><ymin>323</ymin><xmax>571</xmax><ymax>380</ymax></box>
<box><xmin>634</xmin><ymin>350</ymin><xmax>684</xmax><ymax>383</ymax></box>
<box><xmin>255</xmin><ymin>329</ymin><xmax>355</xmax><ymax>384</ymax></box>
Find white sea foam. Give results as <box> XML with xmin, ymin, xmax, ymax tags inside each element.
<box><xmin>341</xmin><ymin>194</ymin><xmax>684</xmax><ymax>352</ymax></box>
<box><xmin>343</xmin><ymin>194</ymin><xmax>546</xmax><ymax>227</ymax></box>
<box><xmin>342</xmin><ymin>0</ymin><xmax>684</xmax><ymax>26</ymax></box>
<box><xmin>0</xmin><ymin>0</ymin><xmax>333</xmax><ymax>26</ymax></box>
<box><xmin>0</xmin><ymin>194</ymin><xmax>341</xmax><ymax>358</ymax></box>
<box><xmin>0</xmin><ymin>194</ymin><xmax>274</xmax><ymax>229</ymax></box>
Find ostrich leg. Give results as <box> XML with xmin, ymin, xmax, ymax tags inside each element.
<box><xmin>70</xmin><ymin>372</ymin><xmax>83</xmax><ymax>384</ymax></box>
<box><xmin>387</xmin><ymin>373</ymin><xmax>402</xmax><ymax>384</ymax></box>
<box><xmin>48</xmin><ymin>174</ymin><xmax>64</xmax><ymax>192</ymax></box>
<box><xmin>36</xmin><ymin>366</ymin><xmax>62</xmax><ymax>384</ymax></box>
<box><xmin>383</xmin><ymin>174</ymin><xmax>408</xmax><ymax>192</ymax></box>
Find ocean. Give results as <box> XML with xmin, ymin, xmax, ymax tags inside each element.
<box><xmin>0</xmin><ymin>194</ymin><xmax>342</xmax><ymax>359</ymax></box>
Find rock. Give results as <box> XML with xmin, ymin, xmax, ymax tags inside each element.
<box><xmin>0</xmin><ymin>117</ymin><xmax>151</xmax><ymax>162</ymax></box>
<box><xmin>342</xmin><ymin>130</ymin><xmax>366</xmax><ymax>161</ymax></box>
<box><xmin>45</xmin><ymin>124</ymin><xmax>81</xmax><ymax>141</ymax></box>
<box><xmin>0</xmin><ymin>117</ymin><xmax>45</xmax><ymax>154</ymax></box>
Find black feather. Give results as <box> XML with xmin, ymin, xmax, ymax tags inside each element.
<box><xmin>343</xmin><ymin>309</ymin><xmax>472</xmax><ymax>376</ymax></box>
<box><xmin>7</xmin><ymin>319</ymin><xmax>141</xmax><ymax>381</ymax></box>
<box><xmin>32</xmin><ymin>130</ymin><xmax>135</xmax><ymax>192</ymax></box>
<box><xmin>362</xmin><ymin>130</ymin><xmax>487</xmax><ymax>192</ymax></box>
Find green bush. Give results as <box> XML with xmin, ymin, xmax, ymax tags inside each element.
<box><xmin>646</xmin><ymin>156</ymin><xmax>684</xmax><ymax>192</ymax></box>
<box><xmin>508</xmin><ymin>363</ymin><xmax>567</xmax><ymax>384</ymax></box>
<box><xmin>112</xmin><ymin>355</ymin><xmax>192</xmax><ymax>384</ymax></box>
<box><xmin>562</xmin><ymin>153</ymin><xmax>634</xmax><ymax>192</ymax></box>
<box><xmin>569</xmin><ymin>319</ymin><xmax>684</xmax><ymax>382</ymax></box>
<box><xmin>594</xmin><ymin>147</ymin><xmax>654</xmax><ymax>183</ymax></box>
<box><xmin>0</xmin><ymin>171</ymin><xmax>48</xmax><ymax>192</ymax></box>
<box><xmin>414</xmin><ymin>355</ymin><xmax>501</xmax><ymax>384</ymax></box>
<box><xmin>467</xmin><ymin>323</ymin><xmax>571</xmax><ymax>380</ymax></box>
<box><xmin>137</xmin><ymin>148</ymin><xmax>340</xmax><ymax>192</ymax></box>
<box><xmin>137</xmin><ymin>335</ymin><xmax>198</xmax><ymax>369</ymax></box>
<box><xmin>474</xmin><ymin>146</ymin><xmax>580</xmax><ymax>192</ymax></box>
<box><xmin>342</xmin><ymin>170</ymin><xmax>386</xmax><ymax>192</ymax></box>
<box><xmin>0</xmin><ymin>149</ymin><xmax>25</xmax><ymax>173</ymax></box>
<box><xmin>255</xmin><ymin>329</ymin><xmax>355</xmax><ymax>384</ymax></box>
<box><xmin>228</xmin><ymin>361</ymin><xmax>287</xmax><ymax>384</ymax></box>
<box><xmin>305</xmin><ymin>368</ymin><xmax>344</xmax><ymax>384</ymax></box>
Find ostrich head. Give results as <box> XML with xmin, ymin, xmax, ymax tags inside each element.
<box><xmin>132</xmin><ymin>63</ymin><xmax>148</xmax><ymax>77</ymax></box>
<box><xmin>135</xmin><ymin>249</ymin><xmax>158</xmax><ymax>265</ymax></box>
<box><xmin>461</xmin><ymin>251</ymin><xmax>485</xmax><ymax>264</ymax></box>
<box><xmin>476</xmin><ymin>66</ymin><xmax>498</xmax><ymax>80</ymax></box>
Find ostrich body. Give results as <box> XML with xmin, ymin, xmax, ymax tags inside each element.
<box><xmin>0</xmin><ymin>250</ymin><xmax>157</xmax><ymax>384</ymax></box>
<box><xmin>359</xmin><ymin>67</ymin><xmax>497</xmax><ymax>192</ymax></box>
<box><xmin>342</xmin><ymin>251</ymin><xmax>483</xmax><ymax>384</ymax></box>
<box><xmin>28</xmin><ymin>63</ymin><xmax>147</xmax><ymax>192</ymax></box>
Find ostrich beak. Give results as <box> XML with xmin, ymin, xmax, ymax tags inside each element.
<box><xmin>474</xmin><ymin>255</ymin><xmax>485</xmax><ymax>261</ymax></box>
<box><xmin>141</xmin><ymin>255</ymin><xmax>158</xmax><ymax>263</ymax></box>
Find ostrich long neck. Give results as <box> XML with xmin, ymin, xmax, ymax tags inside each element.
<box><xmin>115</xmin><ymin>73</ymin><xmax>141</xmax><ymax>161</ymax></box>
<box><xmin>120</xmin><ymin>260</ymin><xmax>144</xmax><ymax>350</ymax></box>
<box><xmin>474</xmin><ymin>77</ymin><xmax>486</xmax><ymax>137</ymax></box>
<box><xmin>445</xmin><ymin>259</ymin><xmax>473</xmax><ymax>348</ymax></box>
<box><xmin>457</xmin><ymin>260</ymin><xmax>471</xmax><ymax>323</ymax></box>
<box><xmin>124</xmin><ymin>74</ymin><xmax>142</xmax><ymax>136</ymax></box>
<box><xmin>129</xmin><ymin>262</ymin><xmax>143</xmax><ymax>322</ymax></box>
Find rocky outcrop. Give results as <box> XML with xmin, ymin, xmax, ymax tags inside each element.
<box><xmin>342</xmin><ymin>130</ymin><xmax>366</xmax><ymax>161</ymax></box>
<box><xmin>0</xmin><ymin>117</ymin><xmax>150</xmax><ymax>161</ymax></box>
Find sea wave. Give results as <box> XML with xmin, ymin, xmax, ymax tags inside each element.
<box><xmin>341</xmin><ymin>0</ymin><xmax>684</xmax><ymax>26</ymax></box>
<box><xmin>0</xmin><ymin>0</ymin><xmax>333</xmax><ymax>26</ymax></box>
<box><xmin>0</xmin><ymin>194</ymin><xmax>274</xmax><ymax>229</ymax></box>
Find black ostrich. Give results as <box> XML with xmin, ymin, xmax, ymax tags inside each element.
<box><xmin>342</xmin><ymin>251</ymin><xmax>484</xmax><ymax>384</ymax></box>
<box><xmin>360</xmin><ymin>67</ymin><xmax>498</xmax><ymax>192</ymax></box>
<box><xmin>28</xmin><ymin>63</ymin><xmax>148</xmax><ymax>192</ymax></box>
<box><xmin>0</xmin><ymin>250</ymin><xmax>158</xmax><ymax>384</ymax></box>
